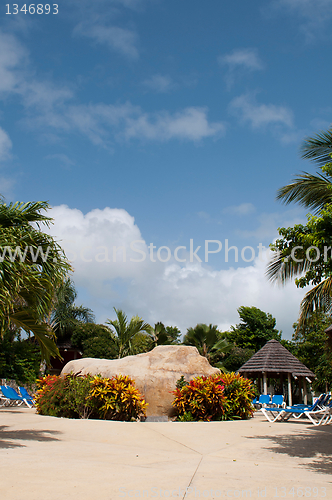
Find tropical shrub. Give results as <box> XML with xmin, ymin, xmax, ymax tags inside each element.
<box><xmin>172</xmin><ymin>375</ymin><xmax>228</xmax><ymax>421</ymax></box>
<box><xmin>221</xmin><ymin>372</ymin><xmax>255</xmax><ymax>420</ymax></box>
<box><xmin>172</xmin><ymin>373</ymin><xmax>255</xmax><ymax>421</ymax></box>
<box><xmin>88</xmin><ymin>374</ymin><xmax>147</xmax><ymax>421</ymax></box>
<box><xmin>34</xmin><ymin>374</ymin><xmax>93</xmax><ymax>418</ymax></box>
<box><xmin>35</xmin><ymin>373</ymin><xmax>147</xmax><ymax>421</ymax></box>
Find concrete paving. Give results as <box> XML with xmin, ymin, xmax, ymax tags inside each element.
<box><xmin>0</xmin><ymin>408</ymin><xmax>331</xmax><ymax>500</ymax></box>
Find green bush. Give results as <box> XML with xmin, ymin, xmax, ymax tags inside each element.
<box><xmin>221</xmin><ymin>372</ymin><xmax>255</xmax><ymax>420</ymax></box>
<box><xmin>35</xmin><ymin>374</ymin><xmax>93</xmax><ymax>418</ymax></box>
<box><xmin>35</xmin><ymin>373</ymin><xmax>147</xmax><ymax>421</ymax></box>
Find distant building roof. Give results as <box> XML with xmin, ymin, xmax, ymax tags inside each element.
<box><xmin>238</xmin><ymin>339</ymin><xmax>315</xmax><ymax>379</ymax></box>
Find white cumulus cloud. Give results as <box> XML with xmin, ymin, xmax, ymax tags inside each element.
<box><xmin>230</xmin><ymin>93</ymin><xmax>294</xmax><ymax>130</ymax></box>
<box><xmin>47</xmin><ymin>204</ymin><xmax>306</xmax><ymax>339</ymax></box>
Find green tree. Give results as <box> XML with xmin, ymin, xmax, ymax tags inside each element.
<box><xmin>106</xmin><ymin>308</ymin><xmax>151</xmax><ymax>358</ymax></box>
<box><xmin>0</xmin><ymin>200</ymin><xmax>70</xmax><ymax>361</ymax></box>
<box><xmin>221</xmin><ymin>346</ymin><xmax>255</xmax><ymax>373</ymax></box>
<box><xmin>0</xmin><ymin>330</ymin><xmax>41</xmax><ymax>384</ymax></box>
<box><xmin>268</xmin><ymin>128</ymin><xmax>332</xmax><ymax>327</ymax></box>
<box><xmin>226</xmin><ymin>306</ymin><xmax>281</xmax><ymax>352</ymax></box>
<box><xmin>291</xmin><ymin>312</ymin><xmax>332</xmax><ymax>392</ymax></box>
<box><xmin>71</xmin><ymin>323</ymin><xmax>117</xmax><ymax>359</ymax></box>
<box><xmin>148</xmin><ymin>322</ymin><xmax>182</xmax><ymax>347</ymax></box>
<box><xmin>183</xmin><ymin>323</ymin><xmax>231</xmax><ymax>364</ymax></box>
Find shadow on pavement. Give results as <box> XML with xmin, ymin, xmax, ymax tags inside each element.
<box><xmin>0</xmin><ymin>425</ymin><xmax>61</xmax><ymax>449</ymax></box>
<box><xmin>248</xmin><ymin>425</ymin><xmax>332</xmax><ymax>475</ymax></box>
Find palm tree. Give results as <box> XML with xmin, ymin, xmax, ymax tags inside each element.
<box><xmin>50</xmin><ymin>278</ymin><xmax>95</xmax><ymax>340</ymax></box>
<box><xmin>0</xmin><ymin>200</ymin><xmax>71</xmax><ymax>361</ymax></box>
<box><xmin>183</xmin><ymin>323</ymin><xmax>231</xmax><ymax>364</ymax></box>
<box><xmin>276</xmin><ymin>128</ymin><xmax>332</xmax><ymax>213</ymax></box>
<box><xmin>268</xmin><ymin>127</ymin><xmax>332</xmax><ymax>327</ymax></box>
<box><xmin>106</xmin><ymin>308</ymin><xmax>151</xmax><ymax>358</ymax></box>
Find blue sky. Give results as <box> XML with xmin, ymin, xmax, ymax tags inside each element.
<box><xmin>1</xmin><ymin>0</ymin><xmax>331</xmax><ymax>338</ymax></box>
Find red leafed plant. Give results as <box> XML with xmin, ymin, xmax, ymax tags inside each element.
<box><xmin>172</xmin><ymin>375</ymin><xmax>229</xmax><ymax>421</ymax></box>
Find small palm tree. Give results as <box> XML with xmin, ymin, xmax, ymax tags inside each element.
<box><xmin>106</xmin><ymin>308</ymin><xmax>151</xmax><ymax>358</ymax></box>
<box><xmin>183</xmin><ymin>323</ymin><xmax>231</xmax><ymax>364</ymax></box>
<box><xmin>50</xmin><ymin>278</ymin><xmax>95</xmax><ymax>340</ymax></box>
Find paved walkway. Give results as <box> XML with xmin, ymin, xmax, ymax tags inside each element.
<box><xmin>0</xmin><ymin>408</ymin><xmax>331</xmax><ymax>500</ymax></box>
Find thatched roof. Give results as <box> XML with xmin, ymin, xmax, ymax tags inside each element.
<box><xmin>238</xmin><ymin>339</ymin><xmax>315</xmax><ymax>379</ymax></box>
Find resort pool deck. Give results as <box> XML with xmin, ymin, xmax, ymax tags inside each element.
<box><xmin>0</xmin><ymin>408</ymin><xmax>331</xmax><ymax>500</ymax></box>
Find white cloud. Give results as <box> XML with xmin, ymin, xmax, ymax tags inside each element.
<box><xmin>0</xmin><ymin>31</ymin><xmax>28</xmax><ymax>94</ymax></box>
<box><xmin>0</xmin><ymin>127</ymin><xmax>12</xmax><ymax>161</ymax></box>
<box><xmin>142</xmin><ymin>74</ymin><xmax>176</xmax><ymax>93</ymax></box>
<box><xmin>218</xmin><ymin>48</ymin><xmax>264</xmax><ymax>89</ymax></box>
<box><xmin>223</xmin><ymin>203</ymin><xmax>256</xmax><ymax>216</ymax></box>
<box><xmin>47</xmin><ymin>204</ymin><xmax>306</xmax><ymax>339</ymax></box>
<box><xmin>74</xmin><ymin>23</ymin><xmax>139</xmax><ymax>59</ymax></box>
<box><xmin>0</xmin><ymin>175</ymin><xmax>15</xmax><ymax>199</ymax></box>
<box><xmin>122</xmin><ymin>107</ymin><xmax>225</xmax><ymax>141</ymax></box>
<box><xmin>219</xmin><ymin>48</ymin><xmax>264</xmax><ymax>71</ymax></box>
<box><xmin>267</xmin><ymin>0</ymin><xmax>332</xmax><ymax>41</ymax></box>
<box><xmin>45</xmin><ymin>154</ymin><xmax>76</xmax><ymax>167</ymax></box>
<box><xmin>32</xmin><ymin>103</ymin><xmax>225</xmax><ymax>144</ymax></box>
<box><xmin>230</xmin><ymin>93</ymin><xmax>294</xmax><ymax>130</ymax></box>
<box><xmin>0</xmin><ymin>29</ymin><xmax>223</xmax><ymax>146</ymax></box>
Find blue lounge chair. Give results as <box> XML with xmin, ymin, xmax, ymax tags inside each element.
<box><xmin>19</xmin><ymin>387</ymin><xmax>35</xmax><ymax>407</ymax></box>
<box><xmin>0</xmin><ymin>386</ymin><xmax>32</xmax><ymax>408</ymax></box>
<box><xmin>270</xmin><ymin>395</ymin><xmax>285</xmax><ymax>408</ymax></box>
<box><xmin>257</xmin><ymin>394</ymin><xmax>271</xmax><ymax>407</ymax></box>
<box><xmin>261</xmin><ymin>394</ymin><xmax>329</xmax><ymax>425</ymax></box>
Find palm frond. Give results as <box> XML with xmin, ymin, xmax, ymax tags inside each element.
<box><xmin>297</xmin><ymin>277</ymin><xmax>332</xmax><ymax>330</ymax></box>
<box><xmin>266</xmin><ymin>251</ymin><xmax>311</xmax><ymax>284</ymax></box>
<box><xmin>300</xmin><ymin>128</ymin><xmax>332</xmax><ymax>165</ymax></box>
<box><xmin>276</xmin><ymin>172</ymin><xmax>332</xmax><ymax>212</ymax></box>
<box><xmin>10</xmin><ymin>309</ymin><xmax>61</xmax><ymax>363</ymax></box>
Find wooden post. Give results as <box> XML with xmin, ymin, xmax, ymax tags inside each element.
<box><xmin>263</xmin><ymin>372</ymin><xmax>267</xmax><ymax>395</ymax></box>
<box><xmin>288</xmin><ymin>373</ymin><xmax>292</xmax><ymax>406</ymax></box>
<box><xmin>303</xmin><ymin>377</ymin><xmax>308</xmax><ymax>405</ymax></box>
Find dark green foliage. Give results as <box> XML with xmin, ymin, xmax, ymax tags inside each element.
<box><xmin>291</xmin><ymin>313</ymin><xmax>332</xmax><ymax>392</ymax></box>
<box><xmin>175</xmin><ymin>376</ymin><xmax>188</xmax><ymax>390</ymax></box>
<box><xmin>71</xmin><ymin>323</ymin><xmax>116</xmax><ymax>359</ymax></box>
<box><xmin>221</xmin><ymin>346</ymin><xmax>255</xmax><ymax>372</ymax></box>
<box><xmin>0</xmin><ymin>332</ymin><xmax>41</xmax><ymax>384</ymax></box>
<box><xmin>226</xmin><ymin>306</ymin><xmax>281</xmax><ymax>352</ymax></box>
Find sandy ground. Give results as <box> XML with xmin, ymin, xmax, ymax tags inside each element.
<box><xmin>0</xmin><ymin>408</ymin><xmax>331</xmax><ymax>500</ymax></box>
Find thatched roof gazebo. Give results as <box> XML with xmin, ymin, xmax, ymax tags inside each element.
<box><xmin>238</xmin><ymin>339</ymin><xmax>315</xmax><ymax>406</ymax></box>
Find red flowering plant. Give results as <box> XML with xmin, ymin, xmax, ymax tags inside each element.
<box><xmin>172</xmin><ymin>375</ymin><xmax>229</xmax><ymax>421</ymax></box>
<box><xmin>34</xmin><ymin>374</ymin><xmax>94</xmax><ymax>418</ymax></box>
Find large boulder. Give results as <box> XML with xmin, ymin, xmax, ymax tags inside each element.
<box><xmin>61</xmin><ymin>345</ymin><xmax>220</xmax><ymax>417</ymax></box>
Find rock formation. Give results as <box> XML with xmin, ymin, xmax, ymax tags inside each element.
<box><xmin>61</xmin><ymin>345</ymin><xmax>220</xmax><ymax>417</ymax></box>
